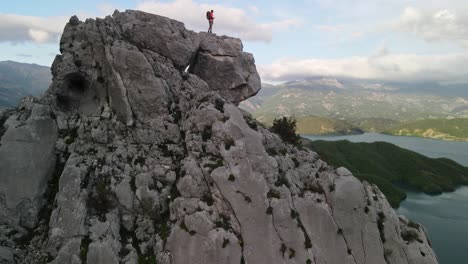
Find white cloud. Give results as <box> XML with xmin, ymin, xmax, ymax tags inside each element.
<box><xmin>259</xmin><ymin>51</ymin><xmax>468</xmax><ymax>84</ymax></box>
<box><xmin>393</xmin><ymin>7</ymin><xmax>468</xmax><ymax>47</ymax></box>
<box><xmin>0</xmin><ymin>14</ymin><xmax>67</xmax><ymax>43</ymax></box>
<box><xmin>28</xmin><ymin>29</ymin><xmax>50</xmax><ymax>43</ymax></box>
<box><xmin>136</xmin><ymin>0</ymin><xmax>301</xmax><ymax>42</ymax></box>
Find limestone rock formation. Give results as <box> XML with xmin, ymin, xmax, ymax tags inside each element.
<box><xmin>0</xmin><ymin>10</ymin><xmax>437</xmax><ymax>264</ymax></box>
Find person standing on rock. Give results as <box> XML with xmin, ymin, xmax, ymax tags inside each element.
<box><xmin>207</xmin><ymin>10</ymin><xmax>214</xmax><ymax>33</ymax></box>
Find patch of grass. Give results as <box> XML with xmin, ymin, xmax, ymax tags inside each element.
<box><xmin>222</xmin><ymin>238</ymin><xmax>230</xmax><ymax>248</ymax></box>
<box><xmin>236</xmin><ymin>191</ymin><xmax>252</xmax><ymax>203</ymax></box>
<box><xmin>292</xmin><ymin>157</ymin><xmax>300</xmax><ymax>168</ymax></box>
<box><xmin>266</xmin><ymin>147</ymin><xmax>278</xmax><ymax>156</ymax></box>
<box><xmin>303</xmin><ymin>183</ymin><xmax>324</xmax><ymax>195</ymax></box>
<box><xmin>377</xmin><ymin>212</ymin><xmax>386</xmax><ymax>243</ymax></box>
<box><xmin>64</xmin><ymin>137</ymin><xmax>74</xmax><ymax>145</ymax></box>
<box><xmin>203</xmin><ymin>156</ymin><xmax>224</xmax><ymax>172</ymax></box>
<box><xmin>275</xmin><ymin>175</ymin><xmax>290</xmax><ymax>188</ymax></box>
<box><xmin>364</xmin><ymin>206</ymin><xmax>370</xmax><ymax>214</ymax></box>
<box><xmin>87</xmin><ymin>176</ymin><xmax>115</xmax><ymax>221</ymax></box>
<box><xmin>244</xmin><ymin>114</ymin><xmax>259</xmax><ymax>131</ymax></box>
<box><xmin>280</xmin><ymin>243</ymin><xmax>287</xmax><ymax>257</ymax></box>
<box><xmin>201</xmin><ymin>194</ymin><xmax>214</xmax><ymax>206</ymax></box>
<box><xmin>80</xmin><ymin>236</ymin><xmax>91</xmax><ymax>263</ymax></box>
<box><xmin>304</xmin><ymin>235</ymin><xmax>312</xmax><ymax>249</ymax></box>
<box><xmin>180</xmin><ymin>220</ymin><xmax>189</xmax><ymax>232</ymax></box>
<box><xmin>290</xmin><ymin>210</ymin><xmax>297</xmax><ymax>219</ymax></box>
<box><xmin>214</xmin><ymin>98</ymin><xmax>225</xmax><ymax>113</ymax></box>
<box><xmin>138</xmin><ymin>255</ymin><xmax>157</xmax><ymax>264</ymax></box>
<box><xmin>401</xmin><ymin>229</ymin><xmax>421</xmax><ymax>243</ymax></box>
<box><xmin>408</xmin><ymin>220</ymin><xmax>420</xmax><ymax>229</ymax></box>
<box><xmin>134</xmin><ymin>156</ymin><xmax>146</xmax><ymax>166</ymax></box>
<box><xmin>228</xmin><ymin>174</ymin><xmax>235</xmax><ymax>182</ymax></box>
<box><xmin>224</xmin><ymin>137</ymin><xmax>235</xmax><ymax>150</ymax></box>
<box><xmin>267</xmin><ymin>189</ymin><xmax>281</xmax><ymax>199</ymax></box>
<box><xmin>214</xmin><ymin>215</ymin><xmax>232</xmax><ymax>231</ymax></box>
<box><xmin>156</xmin><ymin>221</ymin><xmax>171</xmax><ymax>242</ymax></box>
<box><xmin>202</xmin><ymin>126</ymin><xmax>212</xmax><ymax>141</ymax></box>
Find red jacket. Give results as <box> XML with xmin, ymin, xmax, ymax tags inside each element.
<box><xmin>209</xmin><ymin>12</ymin><xmax>214</xmax><ymax>21</ymax></box>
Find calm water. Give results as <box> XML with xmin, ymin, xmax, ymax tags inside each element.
<box><xmin>398</xmin><ymin>187</ymin><xmax>468</xmax><ymax>264</ymax></box>
<box><xmin>303</xmin><ymin>133</ymin><xmax>468</xmax><ymax>264</ymax></box>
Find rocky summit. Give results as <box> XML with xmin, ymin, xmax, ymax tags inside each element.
<box><xmin>0</xmin><ymin>10</ymin><xmax>437</xmax><ymax>264</ymax></box>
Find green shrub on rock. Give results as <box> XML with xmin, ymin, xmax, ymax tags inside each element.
<box><xmin>270</xmin><ymin>117</ymin><xmax>301</xmax><ymax>146</ymax></box>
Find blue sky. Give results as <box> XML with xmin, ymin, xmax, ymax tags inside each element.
<box><xmin>1</xmin><ymin>0</ymin><xmax>467</xmax><ymax>83</ymax></box>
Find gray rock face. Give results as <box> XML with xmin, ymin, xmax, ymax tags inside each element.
<box><xmin>0</xmin><ymin>10</ymin><xmax>438</xmax><ymax>264</ymax></box>
<box><xmin>0</xmin><ymin>99</ymin><xmax>57</xmax><ymax>229</ymax></box>
<box><xmin>190</xmin><ymin>33</ymin><xmax>261</xmax><ymax>104</ymax></box>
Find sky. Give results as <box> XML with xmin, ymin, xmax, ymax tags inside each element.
<box><xmin>1</xmin><ymin>0</ymin><xmax>467</xmax><ymax>84</ymax></box>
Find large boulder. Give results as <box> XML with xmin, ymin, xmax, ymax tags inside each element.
<box><xmin>0</xmin><ymin>99</ymin><xmax>57</xmax><ymax>229</ymax></box>
<box><xmin>190</xmin><ymin>33</ymin><xmax>261</xmax><ymax>104</ymax></box>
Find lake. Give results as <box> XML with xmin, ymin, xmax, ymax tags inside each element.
<box><xmin>303</xmin><ymin>133</ymin><xmax>468</xmax><ymax>264</ymax></box>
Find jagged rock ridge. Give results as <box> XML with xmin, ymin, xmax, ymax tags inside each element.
<box><xmin>0</xmin><ymin>10</ymin><xmax>437</xmax><ymax>264</ymax></box>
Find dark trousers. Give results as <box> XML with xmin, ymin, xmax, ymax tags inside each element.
<box><xmin>208</xmin><ymin>20</ymin><xmax>213</xmax><ymax>33</ymax></box>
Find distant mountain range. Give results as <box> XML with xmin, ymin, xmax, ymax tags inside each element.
<box><xmin>241</xmin><ymin>77</ymin><xmax>468</xmax><ymax>139</ymax></box>
<box><xmin>0</xmin><ymin>61</ymin><xmax>51</xmax><ymax>109</ymax></box>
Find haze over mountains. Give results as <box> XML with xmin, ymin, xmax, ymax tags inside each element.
<box><xmin>0</xmin><ymin>61</ymin><xmax>51</xmax><ymax>109</ymax></box>
<box><xmin>242</xmin><ymin>77</ymin><xmax>468</xmax><ymax>137</ymax></box>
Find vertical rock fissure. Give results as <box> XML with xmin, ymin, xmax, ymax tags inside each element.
<box><xmin>361</xmin><ymin>227</ymin><xmax>368</xmax><ymax>264</ymax></box>
<box><xmin>268</xmin><ymin>199</ymin><xmax>288</xmax><ymax>258</ymax></box>
<box><xmin>203</xmin><ymin>161</ymin><xmax>246</xmax><ymax>262</ymax></box>
<box><xmin>289</xmin><ymin>197</ymin><xmax>314</xmax><ymax>251</ymax></box>
<box><xmin>319</xmin><ymin>183</ymin><xmax>359</xmax><ymax>264</ymax></box>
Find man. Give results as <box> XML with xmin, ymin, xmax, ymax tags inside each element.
<box><xmin>207</xmin><ymin>10</ymin><xmax>214</xmax><ymax>33</ymax></box>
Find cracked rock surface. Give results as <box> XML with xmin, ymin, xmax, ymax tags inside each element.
<box><xmin>0</xmin><ymin>10</ymin><xmax>437</xmax><ymax>264</ymax></box>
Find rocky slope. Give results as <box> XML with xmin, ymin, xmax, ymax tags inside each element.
<box><xmin>0</xmin><ymin>10</ymin><xmax>438</xmax><ymax>264</ymax></box>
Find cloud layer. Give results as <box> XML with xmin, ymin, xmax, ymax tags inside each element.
<box><xmin>0</xmin><ymin>14</ymin><xmax>68</xmax><ymax>43</ymax></box>
<box><xmin>0</xmin><ymin>0</ymin><xmax>300</xmax><ymax>44</ymax></box>
<box><xmin>259</xmin><ymin>52</ymin><xmax>468</xmax><ymax>84</ymax></box>
<box><xmin>136</xmin><ymin>0</ymin><xmax>301</xmax><ymax>42</ymax></box>
<box><xmin>393</xmin><ymin>7</ymin><xmax>468</xmax><ymax>48</ymax></box>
